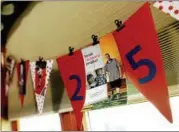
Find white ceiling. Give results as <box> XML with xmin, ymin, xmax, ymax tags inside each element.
<box><xmin>7</xmin><ymin>1</ymin><xmax>175</xmax><ymax>61</ymax></box>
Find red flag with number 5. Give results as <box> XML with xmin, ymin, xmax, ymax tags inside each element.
<box><xmin>113</xmin><ymin>3</ymin><xmax>173</xmax><ymax>122</ymax></box>
<box><xmin>56</xmin><ymin>50</ymin><xmax>86</xmax><ymax>130</ymax></box>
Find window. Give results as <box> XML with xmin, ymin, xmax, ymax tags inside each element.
<box><xmin>86</xmin><ymin>96</ymin><xmax>179</xmax><ymax>131</ymax></box>
<box><xmin>19</xmin><ymin>113</ymin><xmax>61</xmax><ymax>131</ymax></box>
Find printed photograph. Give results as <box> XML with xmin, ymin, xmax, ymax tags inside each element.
<box><xmin>87</xmin><ymin>68</ymin><xmax>107</xmax><ymax>90</ymax></box>
<box><xmin>88</xmin><ymin>33</ymin><xmax>128</xmax><ymax>110</ymax></box>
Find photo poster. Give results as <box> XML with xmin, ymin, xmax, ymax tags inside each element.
<box><xmin>82</xmin><ymin>44</ymin><xmax>108</xmax><ymax>106</ymax></box>
<box><xmin>83</xmin><ymin>33</ymin><xmax>128</xmax><ymax>110</ymax></box>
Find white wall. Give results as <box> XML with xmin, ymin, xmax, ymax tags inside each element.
<box><xmin>19</xmin><ymin>113</ymin><xmax>61</xmax><ymax>131</ymax></box>
<box><xmin>86</xmin><ymin>96</ymin><xmax>179</xmax><ymax>131</ymax></box>
<box><xmin>1</xmin><ymin>120</ymin><xmax>12</xmax><ymax>131</ymax></box>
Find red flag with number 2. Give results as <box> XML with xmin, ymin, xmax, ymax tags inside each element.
<box><xmin>113</xmin><ymin>3</ymin><xmax>173</xmax><ymax>123</ymax></box>
<box><xmin>56</xmin><ymin>50</ymin><xmax>86</xmax><ymax>130</ymax></box>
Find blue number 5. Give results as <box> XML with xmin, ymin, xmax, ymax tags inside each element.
<box><xmin>126</xmin><ymin>45</ymin><xmax>156</xmax><ymax>84</ymax></box>
<box><xmin>69</xmin><ymin>75</ymin><xmax>83</xmax><ymax>101</ymax></box>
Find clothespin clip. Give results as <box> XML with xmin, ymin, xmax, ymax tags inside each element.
<box><xmin>115</xmin><ymin>19</ymin><xmax>125</xmax><ymax>32</ymax></box>
<box><xmin>92</xmin><ymin>34</ymin><xmax>99</xmax><ymax>46</ymax></box>
<box><xmin>68</xmin><ymin>46</ymin><xmax>74</xmax><ymax>56</ymax></box>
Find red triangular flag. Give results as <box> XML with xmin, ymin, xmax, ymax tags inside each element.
<box><xmin>56</xmin><ymin>50</ymin><xmax>86</xmax><ymax>130</ymax></box>
<box><xmin>113</xmin><ymin>3</ymin><xmax>173</xmax><ymax>123</ymax></box>
<box><xmin>1</xmin><ymin>48</ymin><xmax>8</xmax><ymax>119</ymax></box>
<box><xmin>20</xmin><ymin>95</ymin><xmax>24</xmax><ymax>107</ymax></box>
<box><xmin>17</xmin><ymin>60</ymin><xmax>29</xmax><ymax>107</ymax></box>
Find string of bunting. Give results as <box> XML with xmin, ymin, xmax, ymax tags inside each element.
<box><xmin>1</xmin><ymin>2</ymin><xmax>176</xmax><ymax>128</ymax></box>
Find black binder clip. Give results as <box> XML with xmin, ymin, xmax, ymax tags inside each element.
<box><xmin>92</xmin><ymin>34</ymin><xmax>99</xmax><ymax>46</ymax></box>
<box><xmin>115</xmin><ymin>19</ymin><xmax>125</xmax><ymax>32</ymax></box>
<box><xmin>6</xmin><ymin>55</ymin><xmax>13</xmax><ymax>63</ymax></box>
<box><xmin>35</xmin><ymin>57</ymin><xmax>46</xmax><ymax>70</ymax></box>
<box><xmin>68</xmin><ymin>46</ymin><xmax>74</xmax><ymax>56</ymax></box>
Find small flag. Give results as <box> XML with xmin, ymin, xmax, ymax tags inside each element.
<box><xmin>1</xmin><ymin>48</ymin><xmax>8</xmax><ymax>119</ymax></box>
<box><xmin>5</xmin><ymin>55</ymin><xmax>16</xmax><ymax>96</ymax></box>
<box><xmin>113</xmin><ymin>3</ymin><xmax>173</xmax><ymax>123</ymax></box>
<box><xmin>30</xmin><ymin>59</ymin><xmax>53</xmax><ymax>114</ymax></box>
<box><xmin>153</xmin><ymin>1</ymin><xmax>179</xmax><ymax>21</ymax></box>
<box><xmin>56</xmin><ymin>50</ymin><xmax>86</xmax><ymax>130</ymax></box>
<box><xmin>17</xmin><ymin>60</ymin><xmax>29</xmax><ymax>107</ymax></box>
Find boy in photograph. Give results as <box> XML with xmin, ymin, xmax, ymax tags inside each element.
<box><xmin>87</xmin><ymin>74</ymin><xmax>97</xmax><ymax>89</ymax></box>
<box><xmin>95</xmin><ymin>68</ymin><xmax>107</xmax><ymax>87</ymax></box>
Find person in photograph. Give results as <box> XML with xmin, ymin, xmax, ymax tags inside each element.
<box><xmin>95</xmin><ymin>68</ymin><xmax>107</xmax><ymax>87</ymax></box>
<box><xmin>87</xmin><ymin>74</ymin><xmax>97</xmax><ymax>89</ymax></box>
<box><xmin>104</xmin><ymin>53</ymin><xmax>123</xmax><ymax>101</ymax></box>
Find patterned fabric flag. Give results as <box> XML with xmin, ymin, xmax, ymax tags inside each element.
<box><xmin>113</xmin><ymin>3</ymin><xmax>173</xmax><ymax>123</ymax></box>
<box><xmin>56</xmin><ymin>50</ymin><xmax>86</xmax><ymax>130</ymax></box>
<box><xmin>30</xmin><ymin>59</ymin><xmax>53</xmax><ymax>114</ymax></box>
<box><xmin>82</xmin><ymin>44</ymin><xmax>108</xmax><ymax>105</ymax></box>
<box><xmin>5</xmin><ymin>55</ymin><xmax>16</xmax><ymax>96</ymax></box>
<box><xmin>17</xmin><ymin>60</ymin><xmax>29</xmax><ymax>107</ymax></box>
<box><xmin>153</xmin><ymin>1</ymin><xmax>179</xmax><ymax>21</ymax></box>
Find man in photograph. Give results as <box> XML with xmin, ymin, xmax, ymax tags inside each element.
<box><xmin>104</xmin><ymin>53</ymin><xmax>123</xmax><ymax>101</ymax></box>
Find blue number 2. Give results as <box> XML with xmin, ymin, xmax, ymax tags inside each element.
<box><xmin>69</xmin><ymin>75</ymin><xmax>83</xmax><ymax>101</ymax></box>
<box><xmin>126</xmin><ymin>45</ymin><xmax>156</xmax><ymax>84</ymax></box>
